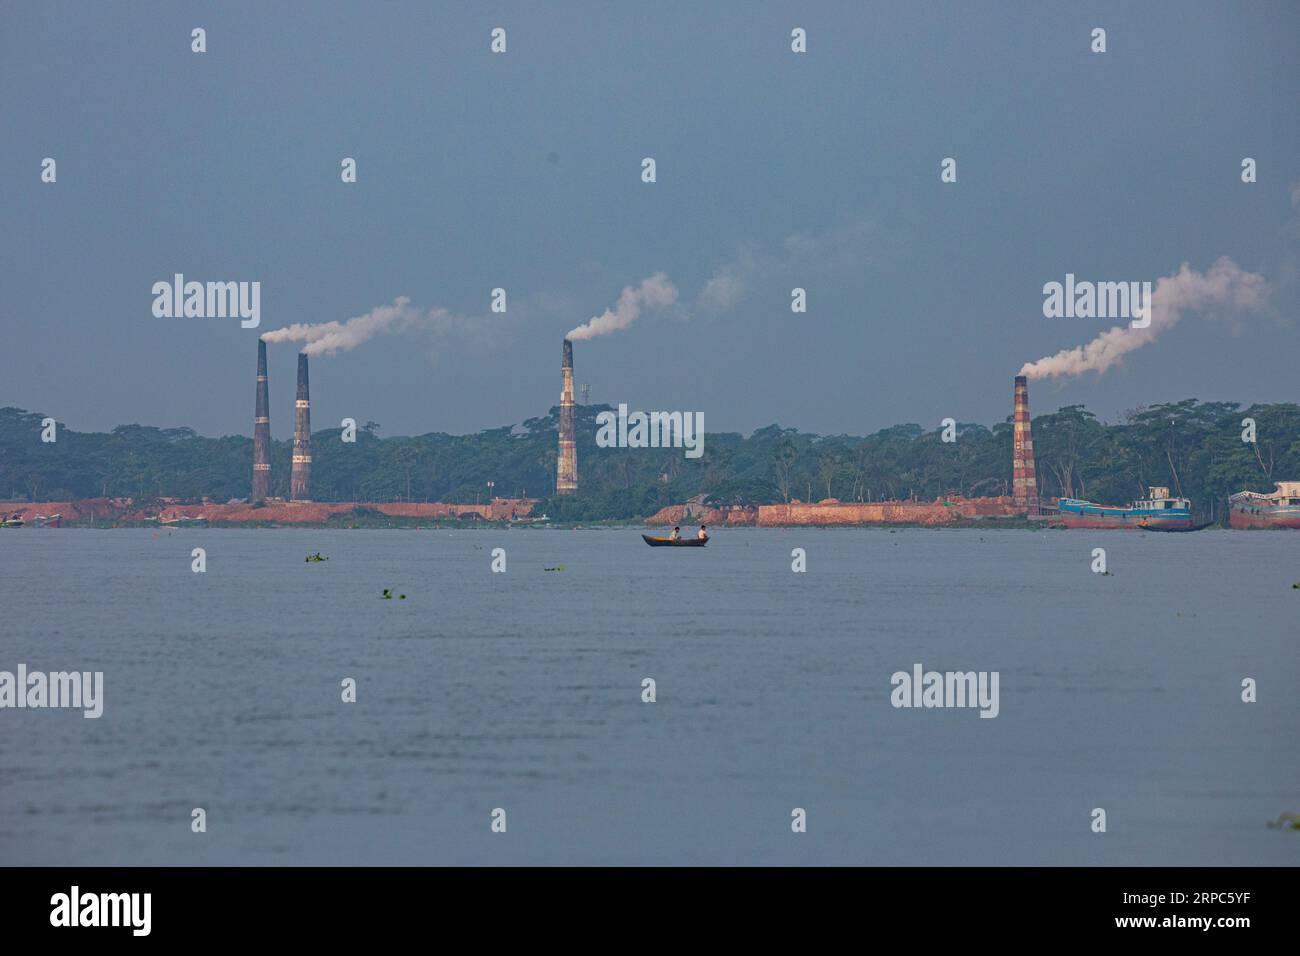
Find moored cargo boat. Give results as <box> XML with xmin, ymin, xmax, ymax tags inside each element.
<box><xmin>1056</xmin><ymin>486</ymin><xmax>1195</xmax><ymax>530</ymax></box>
<box><xmin>1229</xmin><ymin>481</ymin><xmax>1300</xmax><ymax>529</ymax></box>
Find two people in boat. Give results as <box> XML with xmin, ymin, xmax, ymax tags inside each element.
<box><xmin>668</xmin><ymin>525</ymin><xmax>708</xmax><ymax>541</ymax></box>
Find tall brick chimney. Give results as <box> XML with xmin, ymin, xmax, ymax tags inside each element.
<box><xmin>556</xmin><ymin>338</ymin><xmax>577</xmax><ymax>495</ymax></box>
<box><xmin>251</xmin><ymin>338</ymin><xmax>271</xmax><ymax>501</ymax></box>
<box><xmin>290</xmin><ymin>352</ymin><xmax>312</xmax><ymax>501</ymax></box>
<box><xmin>1012</xmin><ymin>375</ymin><xmax>1039</xmax><ymax>515</ymax></box>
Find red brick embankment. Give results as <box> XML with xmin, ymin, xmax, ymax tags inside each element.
<box><xmin>645</xmin><ymin>496</ymin><xmax>1024</xmax><ymax>527</ymax></box>
<box><xmin>0</xmin><ymin>498</ymin><xmax>537</xmax><ymax>525</ymax></box>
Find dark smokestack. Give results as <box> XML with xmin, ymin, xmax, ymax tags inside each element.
<box><xmin>556</xmin><ymin>338</ymin><xmax>577</xmax><ymax>494</ymax></box>
<box><xmin>290</xmin><ymin>352</ymin><xmax>312</xmax><ymax>501</ymax></box>
<box><xmin>251</xmin><ymin>339</ymin><xmax>271</xmax><ymax>501</ymax></box>
<box><xmin>1012</xmin><ymin>375</ymin><xmax>1039</xmax><ymax>515</ymax></box>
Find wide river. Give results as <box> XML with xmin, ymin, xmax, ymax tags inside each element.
<box><xmin>2</xmin><ymin>527</ymin><xmax>1296</xmax><ymax>865</ymax></box>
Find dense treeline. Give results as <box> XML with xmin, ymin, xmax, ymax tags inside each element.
<box><xmin>2</xmin><ymin>401</ymin><xmax>1297</xmax><ymax>521</ymax></box>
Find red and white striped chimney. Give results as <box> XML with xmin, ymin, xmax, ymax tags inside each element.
<box><xmin>1012</xmin><ymin>375</ymin><xmax>1039</xmax><ymax>515</ymax></box>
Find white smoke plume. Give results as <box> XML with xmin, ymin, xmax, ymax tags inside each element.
<box><xmin>1019</xmin><ymin>257</ymin><xmax>1269</xmax><ymax>380</ymax></box>
<box><xmin>260</xmin><ymin>298</ymin><xmax>429</xmax><ymax>356</ymax></box>
<box><xmin>689</xmin><ymin>217</ymin><xmax>884</xmax><ymax>317</ymax></box>
<box><xmin>696</xmin><ymin>251</ymin><xmax>754</xmax><ymax>314</ymax></box>
<box><xmin>566</xmin><ymin>272</ymin><xmax>678</xmax><ymax>341</ymax></box>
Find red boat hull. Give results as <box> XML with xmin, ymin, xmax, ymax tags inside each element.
<box><xmin>1229</xmin><ymin>509</ymin><xmax>1300</xmax><ymax>529</ymax></box>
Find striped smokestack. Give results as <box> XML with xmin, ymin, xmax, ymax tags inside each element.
<box><xmin>290</xmin><ymin>352</ymin><xmax>312</xmax><ymax>501</ymax></box>
<box><xmin>1012</xmin><ymin>375</ymin><xmax>1039</xmax><ymax>515</ymax></box>
<box><xmin>556</xmin><ymin>338</ymin><xmax>577</xmax><ymax>494</ymax></box>
<box><xmin>251</xmin><ymin>339</ymin><xmax>271</xmax><ymax>501</ymax></box>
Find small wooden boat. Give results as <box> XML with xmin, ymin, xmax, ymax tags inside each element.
<box><xmin>642</xmin><ymin>533</ymin><xmax>707</xmax><ymax>547</ymax></box>
<box><xmin>34</xmin><ymin>514</ymin><xmax>62</xmax><ymax>528</ymax></box>
<box><xmin>1143</xmin><ymin>520</ymin><xmax>1215</xmax><ymax>533</ymax></box>
<box><xmin>1</xmin><ymin>516</ymin><xmax>24</xmax><ymax>528</ymax></box>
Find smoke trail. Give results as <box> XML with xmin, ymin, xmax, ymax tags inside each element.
<box><xmin>1019</xmin><ymin>257</ymin><xmax>1269</xmax><ymax>380</ymax></box>
<box><xmin>566</xmin><ymin>272</ymin><xmax>678</xmax><ymax>341</ymax></box>
<box><xmin>260</xmin><ymin>298</ymin><xmax>424</xmax><ymax>356</ymax></box>
<box><xmin>696</xmin><ymin>260</ymin><xmax>749</xmax><ymax>313</ymax></box>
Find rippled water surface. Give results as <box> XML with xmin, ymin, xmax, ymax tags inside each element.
<box><xmin>2</xmin><ymin>527</ymin><xmax>1297</xmax><ymax>865</ymax></box>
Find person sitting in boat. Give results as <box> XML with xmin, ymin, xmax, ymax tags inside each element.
<box><xmin>669</xmin><ymin>526</ymin><xmax>681</xmax><ymax>540</ymax></box>
<box><xmin>697</xmin><ymin>525</ymin><xmax>708</xmax><ymax>540</ymax></box>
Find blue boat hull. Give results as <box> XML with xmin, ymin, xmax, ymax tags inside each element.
<box><xmin>1055</xmin><ymin>500</ymin><xmax>1195</xmax><ymax>530</ymax></box>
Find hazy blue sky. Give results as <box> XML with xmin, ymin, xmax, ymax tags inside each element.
<box><xmin>3</xmin><ymin>1</ymin><xmax>1297</xmax><ymax>439</ymax></box>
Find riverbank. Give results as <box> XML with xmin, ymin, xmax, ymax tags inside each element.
<box><xmin>0</xmin><ymin>499</ymin><xmax>1236</xmax><ymax>531</ymax></box>
<box><xmin>0</xmin><ymin>497</ymin><xmax>539</xmax><ymax>528</ymax></box>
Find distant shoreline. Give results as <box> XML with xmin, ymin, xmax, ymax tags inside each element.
<box><xmin>7</xmin><ymin>517</ymin><xmax>1226</xmax><ymax>532</ymax></box>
